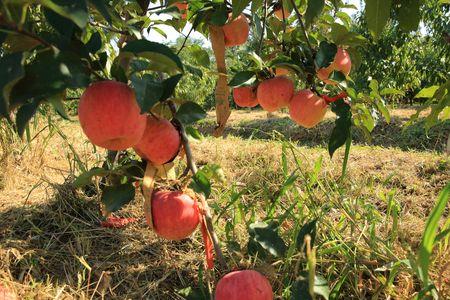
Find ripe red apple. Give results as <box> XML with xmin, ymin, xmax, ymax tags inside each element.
<box><xmin>222</xmin><ymin>14</ymin><xmax>250</xmax><ymax>47</ymax></box>
<box><xmin>78</xmin><ymin>81</ymin><xmax>146</xmax><ymax>151</ymax></box>
<box><xmin>173</xmin><ymin>2</ymin><xmax>188</xmax><ymax>19</ymax></box>
<box><xmin>145</xmin><ymin>190</ymin><xmax>200</xmax><ymax>240</ymax></box>
<box><xmin>233</xmin><ymin>86</ymin><xmax>258</xmax><ymax>108</ymax></box>
<box><xmin>317</xmin><ymin>47</ymin><xmax>352</xmax><ymax>85</ymax></box>
<box><xmin>274</xmin><ymin>7</ymin><xmax>290</xmax><ymax>20</ymax></box>
<box><xmin>257</xmin><ymin>76</ymin><xmax>294</xmax><ymax>112</ymax></box>
<box><xmin>133</xmin><ymin>116</ymin><xmax>181</xmax><ymax>166</ymax></box>
<box><xmin>289</xmin><ymin>89</ymin><xmax>328</xmax><ymax>128</ymax></box>
<box><xmin>215</xmin><ymin>270</ymin><xmax>273</xmax><ymax>300</ymax></box>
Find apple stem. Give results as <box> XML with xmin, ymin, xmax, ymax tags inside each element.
<box><xmin>167</xmin><ymin>100</ymin><xmax>228</xmax><ymax>269</ymax></box>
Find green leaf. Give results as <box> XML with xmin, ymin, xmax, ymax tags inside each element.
<box><xmin>365</xmin><ymin>0</ymin><xmax>392</xmax><ymax>38</ymax></box>
<box><xmin>328</xmin><ymin>99</ymin><xmax>352</xmax><ymax>158</ymax></box>
<box><xmin>248</xmin><ymin>221</ymin><xmax>287</xmax><ymax>257</ymax></box>
<box><xmin>209</xmin><ymin>3</ymin><xmax>228</xmax><ymax>26</ymax></box>
<box><xmin>380</xmin><ymin>88</ymin><xmax>404</xmax><ymax>96</ymax></box>
<box><xmin>88</xmin><ymin>0</ymin><xmax>112</xmax><ymax>24</ymax></box>
<box><xmin>16</xmin><ymin>100</ymin><xmax>40</xmax><ymax>137</ymax></box>
<box><xmin>10</xmin><ymin>50</ymin><xmax>91</xmax><ymax>107</ymax></box>
<box><xmin>73</xmin><ymin>167</ymin><xmax>109</xmax><ymax>188</ymax></box>
<box><xmin>228</xmin><ymin>71</ymin><xmax>257</xmax><ymax>87</ymax></box>
<box><xmin>86</xmin><ymin>31</ymin><xmax>102</xmax><ymax>53</ymax></box>
<box><xmin>41</xmin><ymin>0</ymin><xmax>88</xmax><ymax>28</ymax></box>
<box><xmin>232</xmin><ymin>0</ymin><xmax>251</xmax><ymax>19</ymax></box>
<box><xmin>47</xmin><ymin>94</ymin><xmax>69</xmax><ymax>120</ymax></box>
<box><xmin>188</xmin><ymin>45</ymin><xmax>210</xmax><ymax>68</ymax></box>
<box><xmin>305</xmin><ymin>0</ymin><xmax>325</xmax><ymax>26</ymax></box>
<box><xmin>175</xmin><ymin>101</ymin><xmax>207</xmax><ymax>125</ymax></box>
<box><xmin>101</xmin><ymin>183</ymin><xmax>135</xmax><ymax>213</ymax></box>
<box><xmin>375</xmin><ymin>98</ymin><xmax>391</xmax><ymax>123</ymax></box>
<box><xmin>43</xmin><ymin>6</ymin><xmax>76</xmax><ymax>37</ymax></box>
<box><xmin>291</xmin><ymin>272</ymin><xmax>330</xmax><ymax>300</ymax></box>
<box><xmin>315</xmin><ymin>41</ymin><xmax>337</xmax><ymax>69</ymax></box>
<box><xmin>110</xmin><ymin>62</ymin><xmax>127</xmax><ymax>83</ymax></box>
<box><xmin>414</xmin><ymin>86</ymin><xmax>439</xmax><ymax>99</ymax></box>
<box><xmin>120</xmin><ymin>40</ymin><xmax>183</xmax><ymax>74</ymax></box>
<box><xmin>189</xmin><ymin>170</ymin><xmax>211</xmax><ymax>198</ymax></box>
<box><xmin>328</xmin><ymin>70</ymin><xmax>347</xmax><ymax>84</ymax></box>
<box><xmin>160</xmin><ymin>74</ymin><xmax>183</xmax><ymax>102</ymax></box>
<box><xmin>185</xmin><ymin>126</ymin><xmax>203</xmax><ymax>140</ymax></box>
<box><xmin>0</xmin><ymin>52</ymin><xmax>24</xmax><ymax>119</ymax></box>
<box><xmin>130</xmin><ymin>74</ymin><xmax>164</xmax><ymax>113</ymax></box>
<box><xmin>296</xmin><ymin>219</ymin><xmax>317</xmax><ymax>251</ymax></box>
<box><xmin>397</xmin><ymin>0</ymin><xmax>421</xmax><ymax>32</ymax></box>
<box><xmin>417</xmin><ymin>183</ymin><xmax>450</xmax><ymax>285</ymax></box>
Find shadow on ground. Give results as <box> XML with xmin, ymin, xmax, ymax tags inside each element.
<box><xmin>199</xmin><ymin>114</ymin><xmax>450</xmax><ymax>152</ymax></box>
<box><xmin>0</xmin><ymin>182</ymin><xmax>202</xmax><ymax>299</ymax></box>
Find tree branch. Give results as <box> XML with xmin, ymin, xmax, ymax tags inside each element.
<box><xmin>167</xmin><ymin>100</ymin><xmax>227</xmax><ymax>269</ymax></box>
<box><xmin>258</xmin><ymin>0</ymin><xmax>268</xmax><ymax>54</ymax></box>
<box><xmin>288</xmin><ymin>0</ymin><xmax>314</xmax><ymax>58</ymax></box>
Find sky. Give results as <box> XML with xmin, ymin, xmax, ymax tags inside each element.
<box><xmin>145</xmin><ymin>0</ymin><xmax>362</xmax><ymax>45</ymax></box>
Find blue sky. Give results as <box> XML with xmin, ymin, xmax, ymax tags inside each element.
<box><xmin>146</xmin><ymin>0</ymin><xmax>362</xmax><ymax>45</ymax></box>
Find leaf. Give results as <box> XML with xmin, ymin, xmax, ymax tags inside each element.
<box><xmin>185</xmin><ymin>126</ymin><xmax>203</xmax><ymax>140</ymax></box>
<box><xmin>228</xmin><ymin>71</ymin><xmax>257</xmax><ymax>87</ymax></box>
<box><xmin>47</xmin><ymin>94</ymin><xmax>69</xmax><ymax>120</ymax></box>
<box><xmin>16</xmin><ymin>100</ymin><xmax>40</xmax><ymax>137</ymax></box>
<box><xmin>291</xmin><ymin>272</ymin><xmax>330</xmax><ymax>300</ymax></box>
<box><xmin>73</xmin><ymin>167</ymin><xmax>109</xmax><ymax>187</ymax></box>
<box><xmin>365</xmin><ymin>0</ymin><xmax>392</xmax><ymax>38</ymax></box>
<box><xmin>160</xmin><ymin>74</ymin><xmax>183</xmax><ymax>102</ymax></box>
<box><xmin>232</xmin><ymin>0</ymin><xmax>251</xmax><ymax>19</ymax></box>
<box><xmin>189</xmin><ymin>170</ymin><xmax>211</xmax><ymax>198</ymax></box>
<box><xmin>248</xmin><ymin>221</ymin><xmax>287</xmax><ymax>257</ymax></box>
<box><xmin>209</xmin><ymin>3</ymin><xmax>228</xmax><ymax>26</ymax></box>
<box><xmin>101</xmin><ymin>183</ymin><xmax>135</xmax><ymax>213</ymax></box>
<box><xmin>375</xmin><ymin>98</ymin><xmax>391</xmax><ymax>123</ymax></box>
<box><xmin>380</xmin><ymin>88</ymin><xmax>404</xmax><ymax>96</ymax></box>
<box><xmin>417</xmin><ymin>183</ymin><xmax>450</xmax><ymax>285</ymax></box>
<box><xmin>305</xmin><ymin>0</ymin><xmax>325</xmax><ymax>26</ymax></box>
<box><xmin>175</xmin><ymin>101</ymin><xmax>207</xmax><ymax>125</ymax></box>
<box><xmin>397</xmin><ymin>0</ymin><xmax>421</xmax><ymax>32</ymax></box>
<box><xmin>86</xmin><ymin>31</ymin><xmax>102</xmax><ymax>53</ymax></box>
<box><xmin>0</xmin><ymin>52</ymin><xmax>24</xmax><ymax>119</ymax></box>
<box><xmin>10</xmin><ymin>50</ymin><xmax>91</xmax><ymax>107</ymax></box>
<box><xmin>130</xmin><ymin>74</ymin><xmax>164</xmax><ymax>113</ymax></box>
<box><xmin>188</xmin><ymin>44</ymin><xmax>210</xmax><ymax>67</ymax></box>
<box><xmin>88</xmin><ymin>0</ymin><xmax>112</xmax><ymax>24</ymax></box>
<box><xmin>296</xmin><ymin>219</ymin><xmax>317</xmax><ymax>251</ymax></box>
<box><xmin>414</xmin><ymin>86</ymin><xmax>439</xmax><ymax>98</ymax></box>
<box><xmin>120</xmin><ymin>40</ymin><xmax>183</xmax><ymax>74</ymax></box>
<box><xmin>328</xmin><ymin>99</ymin><xmax>352</xmax><ymax>158</ymax></box>
<box><xmin>315</xmin><ymin>41</ymin><xmax>337</xmax><ymax>69</ymax></box>
<box><xmin>41</xmin><ymin>0</ymin><xmax>88</xmax><ymax>28</ymax></box>
<box><xmin>43</xmin><ymin>6</ymin><xmax>76</xmax><ymax>37</ymax></box>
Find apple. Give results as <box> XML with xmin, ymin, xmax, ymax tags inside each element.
<box><xmin>257</xmin><ymin>76</ymin><xmax>294</xmax><ymax>112</ymax></box>
<box><xmin>222</xmin><ymin>14</ymin><xmax>250</xmax><ymax>47</ymax></box>
<box><xmin>317</xmin><ymin>47</ymin><xmax>351</xmax><ymax>85</ymax></box>
<box><xmin>145</xmin><ymin>190</ymin><xmax>200</xmax><ymax>240</ymax></box>
<box><xmin>233</xmin><ymin>86</ymin><xmax>258</xmax><ymax>108</ymax></box>
<box><xmin>215</xmin><ymin>270</ymin><xmax>273</xmax><ymax>300</ymax></box>
<box><xmin>289</xmin><ymin>89</ymin><xmax>328</xmax><ymax>128</ymax></box>
<box><xmin>173</xmin><ymin>2</ymin><xmax>188</xmax><ymax>19</ymax></box>
<box><xmin>133</xmin><ymin>116</ymin><xmax>181</xmax><ymax>166</ymax></box>
<box><xmin>78</xmin><ymin>81</ymin><xmax>147</xmax><ymax>151</ymax></box>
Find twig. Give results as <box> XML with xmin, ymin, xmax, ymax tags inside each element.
<box><xmin>177</xmin><ymin>25</ymin><xmax>194</xmax><ymax>55</ymax></box>
<box><xmin>281</xmin><ymin>0</ymin><xmax>287</xmax><ymax>52</ymax></box>
<box><xmin>89</xmin><ymin>21</ymin><xmax>129</xmax><ymax>35</ymax></box>
<box><xmin>258</xmin><ymin>0</ymin><xmax>268</xmax><ymax>55</ymax></box>
<box><xmin>167</xmin><ymin>100</ymin><xmax>227</xmax><ymax>269</ymax></box>
<box><xmin>288</xmin><ymin>0</ymin><xmax>314</xmax><ymax>56</ymax></box>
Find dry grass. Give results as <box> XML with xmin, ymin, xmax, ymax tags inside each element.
<box><xmin>0</xmin><ymin>109</ymin><xmax>449</xmax><ymax>299</ymax></box>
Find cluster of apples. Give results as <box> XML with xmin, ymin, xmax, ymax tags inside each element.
<box><xmin>78</xmin><ymin>81</ymin><xmax>201</xmax><ymax>240</ymax></box>
<box><xmin>233</xmin><ymin>48</ymin><xmax>352</xmax><ymax>128</ymax></box>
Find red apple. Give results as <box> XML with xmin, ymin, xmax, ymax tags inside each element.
<box><xmin>222</xmin><ymin>14</ymin><xmax>250</xmax><ymax>47</ymax></box>
<box><xmin>215</xmin><ymin>270</ymin><xmax>273</xmax><ymax>300</ymax></box>
<box><xmin>78</xmin><ymin>81</ymin><xmax>146</xmax><ymax>150</ymax></box>
<box><xmin>257</xmin><ymin>76</ymin><xmax>294</xmax><ymax>112</ymax></box>
<box><xmin>317</xmin><ymin>48</ymin><xmax>352</xmax><ymax>85</ymax></box>
<box><xmin>289</xmin><ymin>89</ymin><xmax>328</xmax><ymax>128</ymax></box>
<box><xmin>145</xmin><ymin>190</ymin><xmax>200</xmax><ymax>240</ymax></box>
<box><xmin>173</xmin><ymin>2</ymin><xmax>188</xmax><ymax>19</ymax></box>
<box><xmin>233</xmin><ymin>86</ymin><xmax>258</xmax><ymax>108</ymax></box>
<box><xmin>133</xmin><ymin>116</ymin><xmax>181</xmax><ymax>166</ymax></box>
